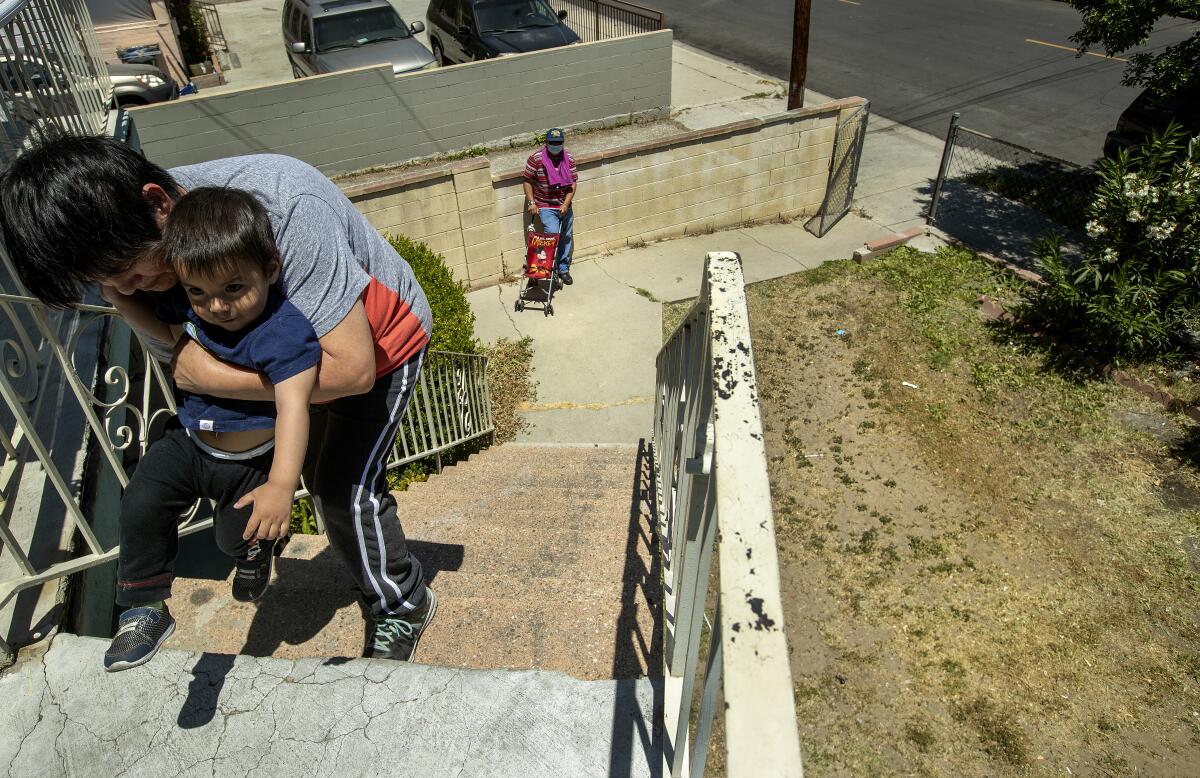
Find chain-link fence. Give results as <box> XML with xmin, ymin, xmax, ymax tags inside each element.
<box><xmin>928</xmin><ymin>113</ymin><xmax>1100</xmax><ymax>234</ymax></box>
<box><xmin>806</xmin><ymin>101</ymin><xmax>869</xmax><ymax>238</ymax></box>
<box><xmin>925</xmin><ymin>113</ymin><xmax>1099</xmax><ymax>269</ymax></box>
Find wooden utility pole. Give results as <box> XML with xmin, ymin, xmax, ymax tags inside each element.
<box><xmin>788</xmin><ymin>0</ymin><xmax>811</xmax><ymax>109</ymax></box>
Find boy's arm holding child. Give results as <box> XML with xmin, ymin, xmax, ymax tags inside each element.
<box><xmin>236</xmin><ymin>364</ymin><xmax>317</xmax><ymax>541</ymax></box>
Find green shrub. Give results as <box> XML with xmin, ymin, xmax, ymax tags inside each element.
<box><xmin>1030</xmin><ymin>124</ymin><xmax>1200</xmax><ymax>360</ymax></box>
<box><xmin>388</xmin><ymin>234</ymin><xmax>477</xmax><ymax>354</ymax></box>
<box><xmin>168</xmin><ymin>0</ymin><xmax>211</xmax><ymax>66</ymax></box>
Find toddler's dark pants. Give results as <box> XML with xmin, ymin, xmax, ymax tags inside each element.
<box><xmin>115</xmin><ymin>349</ymin><xmax>429</xmax><ymax>617</ymax></box>
<box><xmin>115</xmin><ymin>421</ymin><xmax>274</xmax><ymax>607</ymax></box>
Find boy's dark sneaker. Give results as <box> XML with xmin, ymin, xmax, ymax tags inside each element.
<box><xmin>231</xmin><ymin>539</ymin><xmax>280</xmax><ymax>602</ymax></box>
<box><xmin>560</xmin><ymin>271</ymin><xmax>573</xmax><ymax>285</ymax></box>
<box><xmin>104</xmin><ymin>605</ymin><xmax>176</xmax><ymax>672</ymax></box>
<box><xmin>364</xmin><ymin>587</ymin><xmax>438</xmax><ymax>662</ymax></box>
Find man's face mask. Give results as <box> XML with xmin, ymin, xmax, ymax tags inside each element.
<box><xmin>547</xmin><ymin>143</ymin><xmax>564</xmax><ymax>155</ymax></box>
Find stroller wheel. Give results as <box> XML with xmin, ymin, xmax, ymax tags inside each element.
<box><xmin>545</xmin><ymin>304</ymin><xmax>554</xmax><ymax>317</ymax></box>
<box><xmin>514</xmin><ymin>298</ymin><xmax>524</xmax><ymax>312</ymax></box>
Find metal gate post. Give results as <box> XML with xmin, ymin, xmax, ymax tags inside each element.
<box><xmin>928</xmin><ymin>112</ymin><xmax>961</xmax><ymax>226</ymax></box>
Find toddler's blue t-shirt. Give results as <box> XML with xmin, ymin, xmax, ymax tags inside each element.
<box><xmin>151</xmin><ymin>286</ymin><xmax>320</xmax><ymax>432</ymax></box>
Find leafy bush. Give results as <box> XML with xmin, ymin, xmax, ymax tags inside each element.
<box><xmin>168</xmin><ymin>0</ymin><xmax>211</xmax><ymax>66</ymax></box>
<box><xmin>1030</xmin><ymin>124</ymin><xmax>1200</xmax><ymax>360</ymax></box>
<box><xmin>389</xmin><ymin>234</ymin><xmax>476</xmax><ymax>354</ymax></box>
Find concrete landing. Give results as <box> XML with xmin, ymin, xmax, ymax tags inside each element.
<box><xmin>0</xmin><ymin>633</ymin><xmax>660</xmax><ymax>778</ymax></box>
<box><xmin>167</xmin><ymin>443</ymin><xmax>661</xmax><ymax>682</ymax></box>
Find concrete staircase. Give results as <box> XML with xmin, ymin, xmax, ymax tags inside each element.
<box><xmin>1</xmin><ymin>443</ymin><xmax>664</xmax><ymax>776</ymax></box>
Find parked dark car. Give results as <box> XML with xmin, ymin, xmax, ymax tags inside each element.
<box><xmin>1104</xmin><ymin>79</ymin><xmax>1200</xmax><ymax>159</ymax></box>
<box><xmin>282</xmin><ymin>0</ymin><xmax>436</xmax><ymax>78</ymax></box>
<box><xmin>426</xmin><ymin>0</ymin><xmax>580</xmax><ymax>65</ymax></box>
<box><xmin>106</xmin><ymin>62</ymin><xmax>178</xmax><ymax>107</ymax></box>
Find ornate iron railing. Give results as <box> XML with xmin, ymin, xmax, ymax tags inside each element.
<box><xmin>0</xmin><ymin>0</ymin><xmax>112</xmax><ymax>165</ymax></box>
<box><xmin>654</xmin><ymin>251</ymin><xmax>803</xmax><ymax>777</ymax></box>
<box><xmin>0</xmin><ymin>247</ymin><xmax>493</xmax><ymax>655</ymax></box>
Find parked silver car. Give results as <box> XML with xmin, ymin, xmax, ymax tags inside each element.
<box><xmin>282</xmin><ymin>0</ymin><xmax>437</xmax><ymax>77</ymax></box>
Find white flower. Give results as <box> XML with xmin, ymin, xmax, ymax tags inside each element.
<box><xmin>1086</xmin><ymin>220</ymin><xmax>1107</xmax><ymax>238</ymax></box>
<box><xmin>1148</xmin><ymin>221</ymin><xmax>1176</xmax><ymax>241</ymax></box>
<box><xmin>1127</xmin><ymin>208</ymin><xmax>1144</xmax><ymax>223</ymax></box>
<box><xmin>1102</xmin><ymin>248</ymin><xmax>1119</xmax><ymax>264</ymax></box>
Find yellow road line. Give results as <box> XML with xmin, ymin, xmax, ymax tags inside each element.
<box><xmin>1025</xmin><ymin>38</ymin><xmax>1129</xmax><ymax>63</ymax></box>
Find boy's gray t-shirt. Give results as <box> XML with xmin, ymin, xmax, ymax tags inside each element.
<box><xmin>170</xmin><ymin>154</ymin><xmax>432</xmax><ymax>374</ymax></box>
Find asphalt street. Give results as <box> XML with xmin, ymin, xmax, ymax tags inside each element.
<box><xmin>651</xmin><ymin>0</ymin><xmax>1198</xmax><ymax>165</ymax></box>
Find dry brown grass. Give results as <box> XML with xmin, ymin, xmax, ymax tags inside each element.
<box><xmin>479</xmin><ymin>336</ymin><xmax>537</xmax><ymax>443</ymax></box>
<box><xmin>702</xmin><ymin>245</ymin><xmax>1200</xmax><ymax>775</ymax></box>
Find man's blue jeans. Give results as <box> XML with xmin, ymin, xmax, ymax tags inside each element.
<box><xmin>538</xmin><ymin>207</ymin><xmax>574</xmax><ymax>274</ymax></box>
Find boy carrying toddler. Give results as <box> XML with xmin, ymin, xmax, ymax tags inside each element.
<box><xmin>101</xmin><ymin>187</ymin><xmax>319</xmax><ymax>672</ymax></box>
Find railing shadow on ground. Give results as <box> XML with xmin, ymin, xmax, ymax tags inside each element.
<box><xmin>608</xmin><ymin>438</ymin><xmax>664</xmax><ymax>778</ymax></box>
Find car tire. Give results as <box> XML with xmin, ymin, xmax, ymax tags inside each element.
<box><xmin>432</xmin><ymin>39</ymin><xmax>449</xmax><ymax>67</ymax></box>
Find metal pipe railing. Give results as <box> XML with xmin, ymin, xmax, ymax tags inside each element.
<box><xmin>0</xmin><ymin>0</ymin><xmax>112</xmax><ymax>165</ymax></box>
<box><xmin>654</xmin><ymin>251</ymin><xmax>803</xmax><ymax>777</ymax></box>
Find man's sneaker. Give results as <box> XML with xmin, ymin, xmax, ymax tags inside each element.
<box><xmin>364</xmin><ymin>588</ymin><xmax>438</xmax><ymax>662</ymax></box>
<box><xmin>104</xmin><ymin>605</ymin><xmax>176</xmax><ymax>672</ymax></box>
<box><xmin>560</xmin><ymin>271</ymin><xmax>574</xmax><ymax>285</ymax></box>
<box><xmin>231</xmin><ymin>539</ymin><xmax>278</xmax><ymax>602</ymax></box>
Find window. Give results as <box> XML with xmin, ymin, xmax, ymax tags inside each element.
<box><xmin>473</xmin><ymin>0</ymin><xmax>559</xmax><ymax>33</ymax></box>
<box><xmin>286</xmin><ymin>6</ymin><xmax>301</xmax><ymax>38</ymax></box>
<box><xmin>313</xmin><ymin>8</ymin><xmax>411</xmax><ymax>52</ymax></box>
<box><xmin>300</xmin><ymin>14</ymin><xmax>313</xmax><ymax>49</ymax></box>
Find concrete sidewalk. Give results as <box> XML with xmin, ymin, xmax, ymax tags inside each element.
<box><xmin>468</xmin><ymin>214</ymin><xmax>894</xmax><ymax>444</ymax></box>
<box><xmin>467</xmin><ymin>46</ymin><xmax>945</xmax><ymax>446</ymax></box>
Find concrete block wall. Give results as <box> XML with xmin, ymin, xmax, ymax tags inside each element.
<box><xmin>344</xmin><ymin>157</ymin><xmax>503</xmax><ymax>287</ymax></box>
<box><xmin>131</xmin><ymin>30</ymin><xmax>673</xmax><ymax>175</ymax></box>
<box><xmin>336</xmin><ymin>98</ymin><xmax>867</xmax><ymax>288</ymax></box>
<box><xmin>491</xmin><ymin>99</ymin><xmax>864</xmax><ymax>272</ymax></box>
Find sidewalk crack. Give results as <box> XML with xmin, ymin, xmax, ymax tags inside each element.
<box><xmin>738</xmin><ymin>229</ymin><xmax>804</xmax><ymax>266</ymax></box>
<box><xmin>498</xmin><ymin>284</ymin><xmax>524</xmax><ymax>338</ymax></box>
<box><xmin>597</xmin><ymin>260</ymin><xmax>655</xmax><ymax>300</ymax></box>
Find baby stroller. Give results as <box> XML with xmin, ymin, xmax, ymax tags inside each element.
<box><xmin>514</xmin><ymin>225</ymin><xmax>560</xmax><ymax>317</ymax></box>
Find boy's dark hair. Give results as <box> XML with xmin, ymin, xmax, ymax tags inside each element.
<box><xmin>160</xmin><ymin>187</ymin><xmax>280</xmax><ymax>280</ymax></box>
<box><xmin>0</xmin><ymin>135</ymin><xmax>180</xmax><ymax>307</ymax></box>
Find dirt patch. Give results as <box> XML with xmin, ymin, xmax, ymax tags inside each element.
<box><xmin>742</xmin><ymin>246</ymin><xmax>1200</xmax><ymax>775</ymax></box>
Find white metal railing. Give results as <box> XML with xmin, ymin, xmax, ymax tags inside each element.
<box><xmin>654</xmin><ymin>251</ymin><xmax>803</xmax><ymax>777</ymax></box>
<box><xmin>0</xmin><ymin>249</ymin><xmax>494</xmax><ymax>650</ymax></box>
<box><xmin>0</xmin><ymin>0</ymin><xmax>112</xmax><ymax>165</ymax></box>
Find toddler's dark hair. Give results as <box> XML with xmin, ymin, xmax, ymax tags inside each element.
<box><xmin>160</xmin><ymin>187</ymin><xmax>279</xmax><ymax>279</ymax></box>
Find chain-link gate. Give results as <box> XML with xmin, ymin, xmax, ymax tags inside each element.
<box><xmin>805</xmin><ymin>100</ymin><xmax>870</xmax><ymax>238</ymax></box>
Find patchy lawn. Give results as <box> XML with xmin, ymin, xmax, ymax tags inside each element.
<box><xmin>671</xmin><ymin>245</ymin><xmax>1200</xmax><ymax>775</ymax></box>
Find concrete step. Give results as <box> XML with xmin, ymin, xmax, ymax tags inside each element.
<box><xmin>0</xmin><ymin>633</ymin><xmax>660</xmax><ymax>778</ymax></box>
<box><xmin>166</xmin><ymin>443</ymin><xmax>661</xmax><ymax>682</ymax></box>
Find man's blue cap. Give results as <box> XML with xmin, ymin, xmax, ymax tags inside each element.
<box><xmin>545</xmin><ymin>128</ymin><xmax>565</xmax><ymax>144</ymax></box>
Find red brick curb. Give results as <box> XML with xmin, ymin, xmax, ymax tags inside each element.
<box><xmin>854</xmin><ymin>227</ymin><xmax>925</xmax><ymax>263</ymax></box>
<box><xmin>976</xmin><ymin>294</ymin><xmax>1200</xmax><ymax>423</ymax></box>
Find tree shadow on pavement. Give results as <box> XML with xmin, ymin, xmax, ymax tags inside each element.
<box><xmin>925</xmin><ymin>180</ymin><xmax>1086</xmax><ymax>270</ymax></box>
